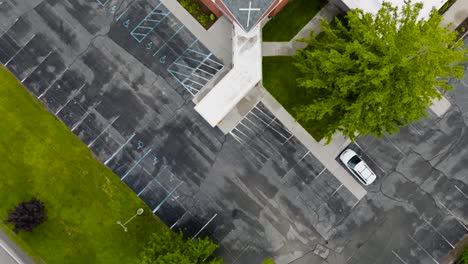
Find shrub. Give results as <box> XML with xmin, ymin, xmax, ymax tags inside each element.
<box><xmin>262</xmin><ymin>258</ymin><xmax>275</xmax><ymax>264</ymax></box>
<box><xmin>5</xmin><ymin>198</ymin><xmax>46</xmax><ymax>233</ymax></box>
<box><xmin>209</xmin><ymin>14</ymin><xmax>216</xmax><ymax>21</ymax></box>
<box><xmin>139</xmin><ymin>228</ymin><xmax>223</xmax><ymax>264</ymax></box>
<box><xmin>197</xmin><ymin>14</ymin><xmax>210</xmax><ymax>27</ymax></box>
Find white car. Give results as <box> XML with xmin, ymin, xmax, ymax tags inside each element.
<box><xmin>339</xmin><ymin>149</ymin><xmax>377</xmax><ymax>186</ymax></box>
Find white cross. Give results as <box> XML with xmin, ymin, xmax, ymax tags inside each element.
<box><xmin>239</xmin><ymin>1</ymin><xmax>260</xmax><ymax>28</ymax></box>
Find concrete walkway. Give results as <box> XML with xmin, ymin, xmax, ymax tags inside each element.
<box><xmin>261</xmin><ymin>3</ymin><xmax>341</xmax><ymax>56</ymax></box>
<box><xmin>0</xmin><ymin>229</ymin><xmax>37</xmax><ymax>264</ymax></box>
<box><xmin>441</xmin><ymin>0</ymin><xmax>468</xmax><ymax>30</ymax></box>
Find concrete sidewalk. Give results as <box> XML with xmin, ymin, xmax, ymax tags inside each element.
<box><xmin>0</xmin><ymin>229</ymin><xmax>37</xmax><ymax>264</ymax></box>
<box><xmin>441</xmin><ymin>0</ymin><xmax>468</xmax><ymax>30</ymax></box>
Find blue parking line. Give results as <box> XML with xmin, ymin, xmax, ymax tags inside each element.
<box><xmin>152</xmin><ymin>25</ymin><xmax>185</xmax><ymax>57</ymax></box>
<box><xmin>96</xmin><ymin>0</ymin><xmax>110</xmax><ymax>6</ymax></box>
<box><xmin>130</xmin><ymin>3</ymin><xmax>169</xmax><ymax>43</ymax></box>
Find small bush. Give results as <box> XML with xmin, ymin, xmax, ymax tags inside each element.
<box><xmin>197</xmin><ymin>14</ymin><xmax>210</xmax><ymax>27</ymax></box>
<box><xmin>5</xmin><ymin>198</ymin><xmax>46</xmax><ymax>233</ymax></box>
<box><xmin>209</xmin><ymin>14</ymin><xmax>216</xmax><ymax>21</ymax></box>
<box><xmin>262</xmin><ymin>258</ymin><xmax>275</xmax><ymax>264</ymax></box>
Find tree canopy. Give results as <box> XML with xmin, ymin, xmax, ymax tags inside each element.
<box><xmin>293</xmin><ymin>1</ymin><xmax>467</xmax><ymax>141</ymax></box>
<box><xmin>139</xmin><ymin>228</ymin><xmax>223</xmax><ymax>264</ymax></box>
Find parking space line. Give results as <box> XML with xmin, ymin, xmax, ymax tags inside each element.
<box><xmin>170</xmin><ymin>211</ymin><xmax>187</xmax><ymax>229</ymax></box>
<box><xmin>392</xmin><ymin>250</ymin><xmax>408</xmax><ymax>264</ymax></box>
<box><xmin>104</xmin><ymin>133</ymin><xmax>136</xmax><ymax>165</ymax></box>
<box><xmin>436</xmin><ymin>200</ymin><xmax>468</xmax><ymax>231</ymax></box>
<box><xmin>454</xmin><ymin>185</ymin><xmax>468</xmax><ymax>200</ymax></box>
<box><xmin>121</xmin><ymin>148</ymin><xmax>153</xmax><ymax>180</ymax></box>
<box><xmin>421</xmin><ymin>217</ymin><xmax>454</xmax><ymax>249</ymax></box>
<box><xmin>38</xmin><ymin>67</ymin><xmax>69</xmax><ymax>99</ymax></box>
<box><xmin>409</xmin><ymin>123</ymin><xmax>423</xmax><ymax>135</ymax></box>
<box><xmin>351</xmin><ymin>199</ymin><xmax>360</xmax><ymax>209</ymax></box>
<box><xmin>192</xmin><ymin>213</ymin><xmax>218</xmax><ymax>240</ymax></box>
<box><xmin>383</xmin><ymin>134</ymin><xmax>404</xmax><ymax>154</ymax></box>
<box><xmin>137</xmin><ymin>166</ymin><xmax>168</xmax><ymax>196</ymax></box>
<box><xmin>70</xmin><ymin>101</ymin><xmax>101</xmax><ymax>132</ymax></box>
<box><xmin>152</xmin><ymin>24</ymin><xmax>184</xmax><ymax>56</ymax></box>
<box><xmin>96</xmin><ymin>0</ymin><xmax>110</xmax><ymax>6</ymax></box>
<box><xmin>21</xmin><ymin>50</ymin><xmax>53</xmax><ymax>83</ymax></box>
<box><xmin>315</xmin><ymin>167</ymin><xmax>326</xmax><ymax>178</ymax></box>
<box><xmin>407</xmin><ymin>235</ymin><xmax>439</xmax><ymax>264</ymax></box>
<box><xmin>331</xmin><ymin>184</ymin><xmax>343</xmax><ymax>197</ymax></box>
<box><xmin>54</xmin><ymin>83</ymin><xmax>87</xmax><ymax>115</ymax></box>
<box><xmin>130</xmin><ymin>2</ymin><xmax>168</xmax><ymax>43</ymax></box>
<box><xmin>153</xmin><ymin>181</ymin><xmax>184</xmax><ymax>213</ymax></box>
<box><xmin>5</xmin><ymin>34</ymin><xmax>35</xmax><ymax>66</ymax></box>
<box><xmin>232</xmin><ymin>245</ymin><xmax>250</xmax><ymax>264</ymax></box>
<box><xmin>353</xmin><ymin>141</ymin><xmax>386</xmax><ymax>173</ymax></box>
<box><xmin>87</xmin><ymin>116</ymin><xmax>120</xmax><ymax>147</ymax></box>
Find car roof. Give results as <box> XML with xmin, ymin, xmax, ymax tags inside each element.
<box><xmin>354</xmin><ymin>162</ymin><xmax>375</xmax><ymax>180</ymax></box>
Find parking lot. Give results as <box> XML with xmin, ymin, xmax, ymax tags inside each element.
<box><xmin>1</xmin><ymin>0</ymin><xmax>467</xmax><ymax>263</ymax></box>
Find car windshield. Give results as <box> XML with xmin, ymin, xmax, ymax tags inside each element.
<box><xmin>347</xmin><ymin>155</ymin><xmax>361</xmax><ymax>169</ymax></box>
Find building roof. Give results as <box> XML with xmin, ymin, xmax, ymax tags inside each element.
<box><xmin>217</xmin><ymin>0</ymin><xmax>278</xmax><ymax>32</ymax></box>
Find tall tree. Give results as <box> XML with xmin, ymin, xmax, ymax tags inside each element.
<box><xmin>293</xmin><ymin>1</ymin><xmax>467</xmax><ymax>141</ymax></box>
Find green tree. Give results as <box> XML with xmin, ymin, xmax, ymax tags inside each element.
<box><xmin>139</xmin><ymin>228</ymin><xmax>223</xmax><ymax>264</ymax></box>
<box><xmin>293</xmin><ymin>1</ymin><xmax>467</xmax><ymax>142</ymax></box>
<box><xmin>458</xmin><ymin>248</ymin><xmax>468</xmax><ymax>264</ymax></box>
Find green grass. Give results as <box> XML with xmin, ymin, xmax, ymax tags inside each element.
<box><xmin>262</xmin><ymin>56</ymin><xmax>331</xmax><ymax>141</ymax></box>
<box><xmin>0</xmin><ymin>66</ymin><xmax>167</xmax><ymax>264</ymax></box>
<box><xmin>262</xmin><ymin>0</ymin><xmax>328</xmax><ymax>42</ymax></box>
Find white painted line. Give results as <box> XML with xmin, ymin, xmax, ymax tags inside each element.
<box><xmin>232</xmin><ymin>245</ymin><xmax>250</xmax><ymax>264</ymax></box>
<box><xmin>437</xmin><ymin>200</ymin><xmax>468</xmax><ymax>231</ymax></box>
<box><xmin>121</xmin><ymin>149</ymin><xmax>152</xmax><ymax>181</ymax></box>
<box><xmin>0</xmin><ymin>238</ymin><xmax>22</xmax><ymax>264</ymax></box>
<box><xmin>315</xmin><ymin>167</ymin><xmax>327</xmax><ymax>178</ymax></box>
<box><xmin>170</xmin><ymin>211</ymin><xmax>187</xmax><ymax>230</ymax></box>
<box><xmin>353</xmin><ymin>141</ymin><xmax>386</xmax><ymax>173</ymax></box>
<box><xmin>421</xmin><ymin>217</ymin><xmax>454</xmax><ymax>249</ymax></box>
<box><xmin>21</xmin><ymin>50</ymin><xmax>53</xmax><ymax>83</ymax></box>
<box><xmin>392</xmin><ymin>250</ymin><xmax>408</xmax><ymax>264</ymax></box>
<box><xmin>55</xmin><ymin>83</ymin><xmax>86</xmax><ymax>115</ymax></box>
<box><xmin>5</xmin><ymin>34</ymin><xmax>35</xmax><ymax>66</ymax></box>
<box><xmin>407</xmin><ymin>235</ymin><xmax>439</xmax><ymax>264</ymax></box>
<box><xmin>384</xmin><ymin>134</ymin><xmax>404</xmax><ymax>154</ymax></box>
<box><xmin>104</xmin><ymin>133</ymin><xmax>136</xmax><ymax>165</ymax></box>
<box><xmin>454</xmin><ymin>185</ymin><xmax>468</xmax><ymax>200</ymax></box>
<box><xmin>71</xmin><ymin>110</ymin><xmax>91</xmax><ymax>132</ymax></box>
<box><xmin>331</xmin><ymin>184</ymin><xmax>343</xmax><ymax>197</ymax></box>
<box><xmin>192</xmin><ymin>213</ymin><xmax>218</xmax><ymax>240</ymax></box>
<box><xmin>38</xmin><ymin>67</ymin><xmax>69</xmax><ymax>99</ymax></box>
<box><xmin>409</xmin><ymin>124</ymin><xmax>423</xmax><ymax>136</ymax></box>
<box><xmin>87</xmin><ymin>116</ymin><xmax>119</xmax><ymax>147</ymax></box>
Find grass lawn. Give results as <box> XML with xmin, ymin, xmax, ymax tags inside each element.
<box><xmin>262</xmin><ymin>0</ymin><xmax>328</xmax><ymax>42</ymax></box>
<box><xmin>262</xmin><ymin>56</ymin><xmax>332</xmax><ymax>141</ymax></box>
<box><xmin>0</xmin><ymin>66</ymin><xmax>167</xmax><ymax>264</ymax></box>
